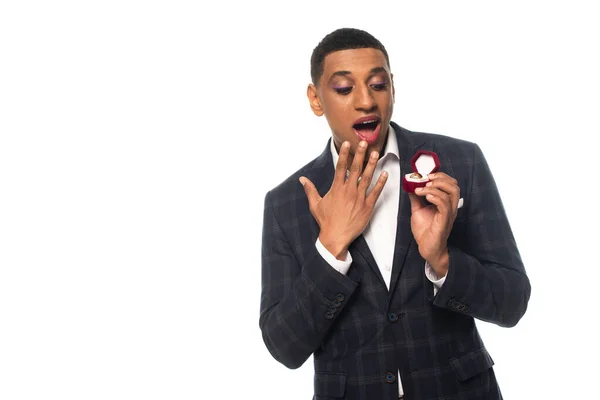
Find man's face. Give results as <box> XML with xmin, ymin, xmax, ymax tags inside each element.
<box><xmin>308</xmin><ymin>48</ymin><xmax>395</xmax><ymax>164</ymax></box>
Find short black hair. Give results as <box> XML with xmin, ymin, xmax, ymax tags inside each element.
<box><xmin>310</xmin><ymin>28</ymin><xmax>390</xmax><ymax>86</ymax></box>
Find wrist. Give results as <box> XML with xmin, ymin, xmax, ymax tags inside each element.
<box><xmin>319</xmin><ymin>232</ymin><xmax>349</xmax><ymax>261</ymax></box>
<box><xmin>427</xmin><ymin>247</ymin><xmax>449</xmax><ymax>278</ymax></box>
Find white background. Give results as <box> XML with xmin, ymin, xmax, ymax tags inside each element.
<box><xmin>1</xmin><ymin>1</ymin><xmax>598</xmax><ymax>399</ymax></box>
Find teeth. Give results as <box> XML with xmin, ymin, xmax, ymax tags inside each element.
<box><xmin>359</xmin><ymin>120</ymin><xmax>378</xmax><ymax>125</ymax></box>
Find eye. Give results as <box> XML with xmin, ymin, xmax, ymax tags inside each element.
<box><xmin>370</xmin><ymin>83</ymin><xmax>388</xmax><ymax>91</ymax></box>
<box><xmin>334</xmin><ymin>87</ymin><xmax>352</xmax><ymax>95</ymax></box>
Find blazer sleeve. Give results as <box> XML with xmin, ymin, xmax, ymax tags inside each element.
<box><xmin>259</xmin><ymin>191</ymin><xmax>359</xmax><ymax>369</ymax></box>
<box><xmin>432</xmin><ymin>143</ymin><xmax>531</xmax><ymax>327</ymax></box>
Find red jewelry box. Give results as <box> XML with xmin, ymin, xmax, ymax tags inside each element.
<box><xmin>402</xmin><ymin>150</ymin><xmax>440</xmax><ymax>193</ymax></box>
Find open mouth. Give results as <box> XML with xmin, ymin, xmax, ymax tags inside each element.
<box><xmin>353</xmin><ymin>117</ymin><xmax>381</xmax><ymax>144</ymax></box>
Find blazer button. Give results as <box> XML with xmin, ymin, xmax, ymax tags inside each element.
<box><xmin>384</xmin><ymin>372</ymin><xmax>396</xmax><ymax>383</ymax></box>
<box><xmin>328</xmin><ymin>307</ymin><xmax>337</xmax><ymax>314</ymax></box>
<box><xmin>388</xmin><ymin>312</ymin><xmax>398</xmax><ymax>322</ymax></box>
<box><xmin>332</xmin><ymin>300</ymin><xmax>342</xmax><ymax>308</ymax></box>
<box><xmin>335</xmin><ymin>293</ymin><xmax>345</xmax><ymax>302</ymax></box>
<box><xmin>325</xmin><ymin>311</ymin><xmax>334</xmax><ymax>320</ymax></box>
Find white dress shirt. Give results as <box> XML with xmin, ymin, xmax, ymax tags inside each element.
<box><xmin>314</xmin><ymin>125</ymin><xmax>446</xmax><ymax>397</ymax></box>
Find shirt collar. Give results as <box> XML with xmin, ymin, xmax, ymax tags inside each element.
<box><xmin>330</xmin><ymin>124</ymin><xmax>400</xmax><ymax>167</ymax></box>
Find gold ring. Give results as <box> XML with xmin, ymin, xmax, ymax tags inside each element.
<box><xmin>410</xmin><ymin>172</ymin><xmax>422</xmax><ymax>179</ymax></box>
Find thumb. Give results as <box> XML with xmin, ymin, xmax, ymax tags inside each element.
<box><xmin>408</xmin><ymin>192</ymin><xmax>426</xmax><ymax>213</ymax></box>
<box><xmin>299</xmin><ymin>176</ymin><xmax>321</xmax><ymax>206</ymax></box>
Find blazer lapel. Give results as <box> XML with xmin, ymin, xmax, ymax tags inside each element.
<box><xmin>350</xmin><ymin>235</ymin><xmax>386</xmax><ymax>287</ymax></box>
<box><xmin>388</xmin><ymin>123</ymin><xmax>429</xmax><ymax>299</ymax></box>
<box><xmin>305</xmin><ymin>141</ymin><xmax>335</xmax><ymax>243</ymax></box>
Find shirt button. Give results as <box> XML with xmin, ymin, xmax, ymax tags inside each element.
<box><xmin>388</xmin><ymin>312</ymin><xmax>398</xmax><ymax>322</ymax></box>
<box><xmin>384</xmin><ymin>264</ymin><xmax>392</xmax><ymax>271</ymax></box>
<box><xmin>384</xmin><ymin>372</ymin><xmax>396</xmax><ymax>383</ymax></box>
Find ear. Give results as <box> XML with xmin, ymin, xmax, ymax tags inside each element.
<box><xmin>391</xmin><ymin>73</ymin><xmax>396</xmax><ymax>104</ymax></box>
<box><xmin>307</xmin><ymin>84</ymin><xmax>324</xmax><ymax>116</ymax></box>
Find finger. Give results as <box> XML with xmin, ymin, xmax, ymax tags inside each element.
<box><xmin>427</xmin><ymin>172</ymin><xmax>455</xmax><ymax>181</ymax></box>
<box><xmin>408</xmin><ymin>192</ymin><xmax>427</xmax><ymax>213</ymax></box>
<box><xmin>333</xmin><ymin>141</ymin><xmax>351</xmax><ymax>185</ymax></box>
<box><xmin>425</xmin><ymin>179</ymin><xmax>460</xmax><ymax>210</ymax></box>
<box><xmin>365</xmin><ymin>171</ymin><xmax>388</xmax><ymax>207</ymax></box>
<box><xmin>348</xmin><ymin>141</ymin><xmax>368</xmax><ymax>184</ymax></box>
<box><xmin>299</xmin><ymin>176</ymin><xmax>322</xmax><ymax>209</ymax></box>
<box><xmin>415</xmin><ymin>187</ymin><xmax>452</xmax><ymax>215</ymax></box>
<box><xmin>357</xmin><ymin>150</ymin><xmax>379</xmax><ymax>193</ymax></box>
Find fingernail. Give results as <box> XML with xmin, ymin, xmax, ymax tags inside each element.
<box><xmin>415</xmin><ymin>187</ymin><xmax>422</xmax><ymax>193</ymax></box>
<box><xmin>360</xmin><ymin>141</ymin><xmax>367</xmax><ymax>148</ymax></box>
<box><xmin>382</xmin><ymin>171</ymin><xmax>388</xmax><ymax>178</ymax></box>
<box><xmin>371</xmin><ymin>151</ymin><xmax>379</xmax><ymax>159</ymax></box>
<box><xmin>428</xmin><ymin>173</ymin><xmax>435</xmax><ymax>178</ymax></box>
<box><xmin>343</xmin><ymin>142</ymin><xmax>350</xmax><ymax>149</ymax></box>
<box><xmin>299</xmin><ymin>177</ymin><xmax>306</xmax><ymax>186</ymax></box>
<box><xmin>426</xmin><ymin>182</ymin><xmax>432</xmax><ymax>187</ymax></box>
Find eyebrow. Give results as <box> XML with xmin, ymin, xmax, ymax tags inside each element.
<box><xmin>327</xmin><ymin>67</ymin><xmax>388</xmax><ymax>83</ymax></box>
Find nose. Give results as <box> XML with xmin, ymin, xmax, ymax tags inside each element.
<box><xmin>354</xmin><ymin>84</ymin><xmax>377</xmax><ymax>112</ymax></box>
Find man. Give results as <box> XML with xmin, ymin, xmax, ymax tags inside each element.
<box><xmin>260</xmin><ymin>27</ymin><xmax>530</xmax><ymax>400</ymax></box>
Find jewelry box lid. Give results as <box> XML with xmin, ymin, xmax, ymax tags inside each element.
<box><xmin>410</xmin><ymin>150</ymin><xmax>440</xmax><ymax>176</ymax></box>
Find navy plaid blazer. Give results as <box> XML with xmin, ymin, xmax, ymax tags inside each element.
<box><xmin>260</xmin><ymin>122</ymin><xmax>531</xmax><ymax>400</ymax></box>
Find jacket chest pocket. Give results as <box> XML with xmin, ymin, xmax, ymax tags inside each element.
<box><xmin>314</xmin><ymin>373</ymin><xmax>346</xmax><ymax>399</ymax></box>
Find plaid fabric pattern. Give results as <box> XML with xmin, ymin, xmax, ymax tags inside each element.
<box><xmin>260</xmin><ymin>123</ymin><xmax>531</xmax><ymax>400</ymax></box>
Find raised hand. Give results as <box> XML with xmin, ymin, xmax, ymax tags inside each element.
<box><xmin>408</xmin><ymin>172</ymin><xmax>460</xmax><ymax>277</ymax></box>
<box><xmin>299</xmin><ymin>141</ymin><xmax>388</xmax><ymax>260</ymax></box>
